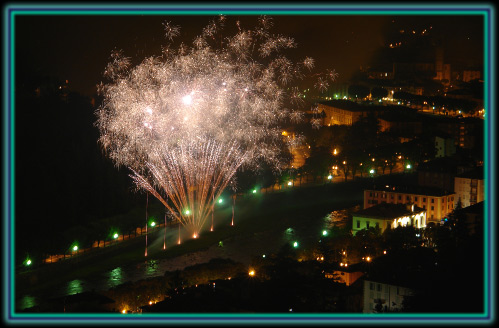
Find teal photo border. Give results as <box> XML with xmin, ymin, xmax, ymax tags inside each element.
<box><xmin>3</xmin><ymin>2</ymin><xmax>496</xmax><ymax>326</ymax></box>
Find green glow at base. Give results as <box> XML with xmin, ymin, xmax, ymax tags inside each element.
<box><xmin>218</xmin><ymin>198</ymin><xmax>223</xmax><ymax>204</ymax></box>
<box><xmin>150</xmin><ymin>222</ymin><xmax>156</xmax><ymax>227</ymax></box>
<box><xmin>73</xmin><ymin>245</ymin><xmax>78</xmax><ymax>251</ymax></box>
<box><xmin>252</xmin><ymin>189</ymin><xmax>257</xmax><ymax>194</ymax></box>
<box><xmin>293</xmin><ymin>241</ymin><xmax>298</xmax><ymax>248</ymax></box>
<box><xmin>26</xmin><ymin>259</ymin><xmax>31</xmax><ymax>266</ymax></box>
<box><xmin>322</xmin><ymin>230</ymin><xmax>328</xmax><ymax>236</ymax></box>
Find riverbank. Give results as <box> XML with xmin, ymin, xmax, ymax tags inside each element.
<box><xmin>16</xmin><ymin>174</ymin><xmax>415</xmax><ymax>311</ymax></box>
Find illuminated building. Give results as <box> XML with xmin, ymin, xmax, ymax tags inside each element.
<box><xmin>454</xmin><ymin>167</ymin><xmax>484</xmax><ymax>207</ymax></box>
<box><xmin>352</xmin><ymin>203</ymin><xmax>426</xmax><ymax>236</ymax></box>
<box><xmin>363</xmin><ymin>185</ymin><xmax>454</xmax><ymax>223</ymax></box>
<box><xmin>316</xmin><ymin>100</ymin><xmax>387</xmax><ymax>126</ymax></box>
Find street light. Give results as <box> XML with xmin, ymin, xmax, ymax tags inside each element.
<box><xmin>218</xmin><ymin>198</ymin><xmax>223</xmax><ymax>204</ymax></box>
<box><xmin>322</xmin><ymin>230</ymin><xmax>328</xmax><ymax>236</ymax></box>
<box><xmin>327</xmin><ymin>175</ymin><xmax>333</xmax><ymax>180</ymax></box>
<box><xmin>113</xmin><ymin>233</ymin><xmax>119</xmax><ymax>239</ymax></box>
<box><xmin>293</xmin><ymin>241</ymin><xmax>299</xmax><ymax>248</ymax></box>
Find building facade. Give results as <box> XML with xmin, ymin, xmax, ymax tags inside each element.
<box><xmin>363</xmin><ymin>186</ymin><xmax>455</xmax><ymax>223</ymax></box>
<box><xmin>435</xmin><ymin>135</ymin><xmax>456</xmax><ymax>158</ymax></box>
<box><xmin>316</xmin><ymin>100</ymin><xmax>386</xmax><ymax>126</ymax></box>
<box><xmin>362</xmin><ymin>279</ymin><xmax>413</xmax><ymax>313</ymax></box>
<box><xmin>352</xmin><ymin>203</ymin><xmax>426</xmax><ymax>236</ymax></box>
<box><xmin>454</xmin><ymin>168</ymin><xmax>484</xmax><ymax>207</ymax></box>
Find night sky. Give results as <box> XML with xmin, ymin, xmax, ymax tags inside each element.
<box><xmin>12</xmin><ymin>10</ymin><xmax>485</xmax><ymax>257</ymax></box>
<box><xmin>15</xmin><ymin>14</ymin><xmax>484</xmax><ymax>97</ymax></box>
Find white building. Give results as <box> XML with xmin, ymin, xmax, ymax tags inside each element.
<box><xmin>363</xmin><ymin>279</ymin><xmax>413</xmax><ymax>313</ymax></box>
<box><xmin>352</xmin><ymin>203</ymin><xmax>426</xmax><ymax>236</ymax></box>
<box><xmin>454</xmin><ymin>167</ymin><xmax>484</xmax><ymax>207</ymax></box>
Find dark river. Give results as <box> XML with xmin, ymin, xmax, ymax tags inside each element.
<box><xmin>17</xmin><ymin>208</ymin><xmax>353</xmax><ymax>311</ymax></box>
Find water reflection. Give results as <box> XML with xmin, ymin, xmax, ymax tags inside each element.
<box><xmin>108</xmin><ymin>267</ymin><xmax>123</xmax><ymax>288</ymax></box>
<box><xmin>18</xmin><ymin>295</ymin><xmax>37</xmax><ymax>310</ymax></box>
<box><xmin>323</xmin><ymin>207</ymin><xmax>358</xmax><ymax>229</ymax></box>
<box><xmin>145</xmin><ymin>259</ymin><xmax>159</xmax><ymax>277</ymax></box>
<box><xmin>66</xmin><ymin>279</ymin><xmax>83</xmax><ymax>295</ymax></box>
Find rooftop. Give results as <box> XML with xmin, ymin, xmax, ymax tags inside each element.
<box><xmin>366</xmin><ymin>184</ymin><xmax>454</xmax><ymax>197</ymax></box>
<box><xmin>455</xmin><ymin>166</ymin><xmax>484</xmax><ymax>180</ymax></box>
<box><xmin>459</xmin><ymin>201</ymin><xmax>484</xmax><ymax>215</ymax></box>
<box><xmin>417</xmin><ymin>156</ymin><xmax>477</xmax><ymax>173</ymax></box>
<box><xmin>317</xmin><ymin>99</ymin><xmax>388</xmax><ymax>112</ymax></box>
<box><xmin>353</xmin><ymin>203</ymin><xmax>425</xmax><ymax>220</ymax></box>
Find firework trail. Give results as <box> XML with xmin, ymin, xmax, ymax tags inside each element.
<box><xmin>96</xmin><ymin>16</ymin><xmax>336</xmax><ymax>237</ymax></box>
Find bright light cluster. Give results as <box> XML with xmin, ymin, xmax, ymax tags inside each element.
<box><xmin>96</xmin><ymin>16</ymin><xmax>335</xmax><ymax>236</ymax></box>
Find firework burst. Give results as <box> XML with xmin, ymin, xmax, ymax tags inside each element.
<box><xmin>96</xmin><ymin>16</ymin><xmax>335</xmax><ymax>237</ymax></box>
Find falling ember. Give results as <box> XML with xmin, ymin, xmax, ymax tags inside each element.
<box><xmin>96</xmin><ymin>16</ymin><xmax>335</xmax><ymax>238</ymax></box>
<box><xmin>178</xmin><ymin>224</ymin><xmax>181</xmax><ymax>244</ymax></box>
